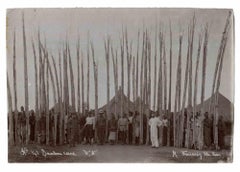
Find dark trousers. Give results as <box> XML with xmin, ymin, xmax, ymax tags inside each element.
<box><xmin>30</xmin><ymin>125</ymin><xmax>35</xmax><ymax>142</ymax></box>
<box><xmin>119</xmin><ymin>130</ymin><xmax>126</xmax><ymax>144</ymax></box>
<box><xmin>97</xmin><ymin>127</ymin><xmax>105</xmax><ymax>144</ymax></box>
<box><xmin>85</xmin><ymin>125</ymin><xmax>93</xmax><ymax>144</ymax></box>
<box><xmin>128</xmin><ymin>124</ymin><xmax>133</xmax><ymax>144</ymax></box>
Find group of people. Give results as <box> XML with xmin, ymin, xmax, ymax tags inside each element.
<box><xmin>9</xmin><ymin>106</ymin><xmax>227</xmax><ymax>150</ymax></box>
<box><xmin>71</xmin><ymin>110</ymin><xmax>142</xmax><ymax>146</ymax></box>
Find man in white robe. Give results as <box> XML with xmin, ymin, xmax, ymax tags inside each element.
<box><xmin>149</xmin><ymin>113</ymin><xmax>163</xmax><ymax>148</ymax></box>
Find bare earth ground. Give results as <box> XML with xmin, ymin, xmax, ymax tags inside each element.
<box><xmin>8</xmin><ymin>144</ymin><xmax>232</xmax><ymax>163</ymax></box>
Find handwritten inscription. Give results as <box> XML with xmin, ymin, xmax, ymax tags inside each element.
<box><xmin>20</xmin><ymin>147</ymin><xmax>77</xmax><ymax>157</ymax></box>
<box><xmin>172</xmin><ymin>150</ymin><xmax>221</xmax><ymax>160</ymax></box>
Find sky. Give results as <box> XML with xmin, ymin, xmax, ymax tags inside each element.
<box><xmin>6</xmin><ymin>8</ymin><xmax>234</xmax><ymax>111</ymax></box>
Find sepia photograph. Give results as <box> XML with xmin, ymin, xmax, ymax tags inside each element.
<box><xmin>6</xmin><ymin>8</ymin><xmax>234</xmax><ymax>163</ymax></box>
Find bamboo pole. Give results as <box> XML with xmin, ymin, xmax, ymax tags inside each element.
<box><xmin>186</xmin><ymin>17</ymin><xmax>195</xmax><ymax>148</ymax></box>
<box><xmin>104</xmin><ymin>36</ymin><xmax>110</xmax><ymax>140</ymax></box>
<box><xmin>167</xmin><ymin>22</ymin><xmax>172</xmax><ymax>146</ymax></box>
<box><xmin>136</xmin><ymin>30</ymin><xmax>140</xmax><ymax>110</ymax></box>
<box><xmin>59</xmin><ymin>49</ymin><xmax>63</xmax><ymax>145</ymax></box>
<box><xmin>37</xmin><ymin>30</ymin><xmax>43</xmax><ymax>144</ymax></box>
<box><xmin>153</xmin><ymin>26</ymin><xmax>158</xmax><ymax>111</ymax></box>
<box><xmin>50</xmin><ymin>54</ymin><xmax>60</xmax><ymax>146</ymax></box>
<box><xmin>209</xmin><ymin>11</ymin><xmax>232</xmax><ymax>114</ymax></box>
<box><xmin>81</xmin><ymin>51</ymin><xmax>85</xmax><ymax>116</ymax></box>
<box><xmin>199</xmin><ymin>24</ymin><xmax>209</xmax><ymax>149</ymax></box>
<box><xmin>63</xmin><ymin>42</ymin><xmax>69</xmax><ymax>144</ymax></box>
<box><xmin>68</xmin><ymin>45</ymin><xmax>76</xmax><ymax>112</ymax></box>
<box><xmin>22</xmin><ymin>13</ymin><xmax>29</xmax><ymax>145</ymax></box>
<box><xmin>87</xmin><ymin>34</ymin><xmax>90</xmax><ymax>111</ymax></box>
<box><xmin>125</xmin><ymin>29</ymin><xmax>132</xmax><ymax>116</ymax></box>
<box><xmin>157</xmin><ymin>31</ymin><xmax>163</xmax><ymax>146</ymax></box>
<box><xmin>174</xmin><ymin>34</ymin><xmax>183</xmax><ymax>147</ymax></box>
<box><xmin>44</xmin><ymin>49</ymin><xmax>50</xmax><ymax>146</ymax></box>
<box><xmin>179</xmin><ymin>26</ymin><xmax>191</xmax><ymax>148</ymax></box>
<box><xmin>7</xmin><ymin>73</ymin><xmax>14</xmax><ymax>145</ymax></box>
<box><xmin>13</xmin><ymin>30</ymin><xmax>18</xmax><ymax>145</ymax></box>
<box><xmin>213</xmin><ymin>11</ymin><xmax>232</xmax><ymax>149</ymax></box>
<box><xmin>132</xmin><ymin>56</ymin><xmax>135</xmax><ymax>110</ymax></box>
<box><xmin>193</xmin><ymin>33</ymin><xmax>203</xmax><ymax>149</ymax></box>
<box><xmin>139</xmin><ymin>31</ymin><xmax>145</xmax><ymax>144</ymax></box>
<box><xmin>111</xmin><ymin>46</ymin><xmax>118</xmax><ymax>116</ymax></box>
<box><xmin>120</xmin><ymin>32</ymin><xmax>124</xmax><ymax>117</ymax></box>
<box><xmin>146</xmin><ymin>35</ymin><xmax>151</xmax><ymax>145</ymax></box>
<box><xmin>91</xmin><ymin>42</ymin><xmax>98</xmax><ymax>140</ymax></box>
<box><xmin>31</xmin><ymin>39</ymin><xmax>39</xmax><ymax>143</ymax></box>
<box><xmin>143</xmin><ymin>30</ymin><xmax>148</xmax><ymax>145</ymax></box>
<box><xmin>77</xmin><ymin>38</ymin><xmax>81</xmax><ymax>115</ymax></box>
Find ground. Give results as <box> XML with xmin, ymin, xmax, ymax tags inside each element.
<box><xmin>8</xmin><ymin>144</ymin><xmax>232</xmax><ymax>163</ymax></box>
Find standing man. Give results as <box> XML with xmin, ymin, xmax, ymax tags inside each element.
<box><xmin>128</xmin><ymin>111</ymin><xmax>133</xmax><ymax>144</ymax></box>
<box><xmin>85</xmin><ymin>111</ymin><xmax>94</xmax><ymax>144</ymax></box>
<box><xmin>29</xmin><ymin>110</ymin><xmax>36</xmax><ymax>144</ymax></box>
<box><xmin>19</xmin><ymin>106</ymin><xmax>27</xmax><ymax>145</ymax></box>
<box><xmin>203</xmin><ymin>112</ymin><xmax>211</xmax><ymax>149</ymax></box>
<box><xmin>70</xmin><ymin>112</ymin><xmax>79</xmax><ymax>147</ymax></box>
<box><xmin>118</xmin><ymin>114</ymin><xmax>128</xmax><ymax>145</ymax></box>
<box><xmin>133</xmin><ymin>111</ymin><xmax>140</xmax><ymax>145</ymax></box>
<box><xmin>108</xmin><ymin>113</ymin><xmax>117</xmax><ymax>145</ymax></box>
<box><xmin>149</xmin><ymin>113</ymin><xmax>162</xmax><ymax>148</ymax></box>
<box><xmin>96</xmin><ymin>110</ymin><xmax>106</xmax><ymax>145</ymax></box>
<box><xmin>218</xmin><ymin>115</ymin><xmax>226</xmax><ymax>149</ymax></box>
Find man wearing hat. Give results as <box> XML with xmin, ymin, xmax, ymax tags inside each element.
<box><xmin>96</xmin><ymin>110</ymin><xmax>106</xmax><ymax>145</ymax></box>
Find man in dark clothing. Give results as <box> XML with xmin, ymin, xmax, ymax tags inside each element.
<box><xmin>96</xmin><ymin>110</ymin><xmax>106</xmax><ymax>145</ymax></box>
<box><xmin>128</xmin><ymin>111</ymin><xmax>133</xmax><ymax>144</ymax></box>
<box><xmin>203</xmin><ymin>112</ymin><xmax>211</xmax><ymax>149</ymax></box>
<box><xmin>218</xmin><ymin>115</ymin><xmax>226</xmax><ymax>149</ymax></box>
<box><xmin>19</xmin><ymin>106</ymin><xmax>27</xmax><ymax>144</ymax></box>
<box><xmin>108</xmin><ymin>113</ymin><xmax>117</xmax><ymax>145</ymax></box>
<box><xmin>69</xmin><ymin>112</ymin><xmax>79</xmax><ymax>147</ymax></box>
<box><xmin>79</xmin><ymin>112</ymin><xmax>86</xmax><ymax>144</ymax></box>
<box><xmin>29</xmin><ymin>110</ymin><xmax>36</xmax><ymax>143</ymax></box>
<box><xmin>67</xmin><ymin>114</ymin><xmax>73</xmax><ymax>146</ymax></box>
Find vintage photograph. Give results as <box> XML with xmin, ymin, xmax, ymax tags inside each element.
<box><xmin>7</xmin><ymin>8</ymin><xmax>234</xmax><ymax>163</ymax></box>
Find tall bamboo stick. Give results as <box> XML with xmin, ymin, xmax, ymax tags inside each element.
<box><xmin>167</xmin><ymin>22</ymin><xmax>172</xmax><ymax>146</ymax></box>
<box><xmin>120</xmin><ymin>32</ymin><xmax>124</xmax><ymax>117</ymax></box>
<box><xmin>193</xmin><ymin>33</ymin><xmax>203</xmax><ymax>149</ymax></box>
<box><xmin>135</xmin><ymin>30</ymin><xmax>140</xmax><ymax>109</ymax></box>
<box><xmin>87</xmin><ymin>34</ymin><xmax>90</xmax><ymax>111</ymax></box>
<box><xmin>31</xmin><ymin>39</ymin><xmax>39</xmax><ymax>143</ymax></box>
<box><xmin>59</xmin><ymin>49</ymin><xmax>63</xmax><ymax>144</ymax></box>
<box><xmin>68</xmin><ymin>45</ymin><xmax>76</xmax><ymax>111</ymax></box>
<box><xmin>139</xmin><ymin>31</ymin><xmax>145</xmax><ymax>144</ymax></box>
<box><xmin>51</xmin><ymin>54</ymin><xmax>60</xmax><ymax>146</ymax></box>
<box><xmin>13</xmin><ymin>30</ymin><xmax>18</xmax><ymax>145</ymax></box>
<box><xmin>91</xmin><ymin>42</ymin><xmax>98</xmax><ymax>137</ymax></box>
<box><xmin>199</xmin><ymin>24</ymin><xmax>209</xmax><ymax>149</ymax></box>
<box><xmin>45</xmin><ymin>49</ymin><xmax>50</xmax><ymax>146</ymax></box>
<box><xmin>146</xmin><ymin>35</ymin><xmax>151</xmax><ymax>145</ymax></box>
<box><xmin>186</xmin><ymin>17</ymin><xmax>195</xmax><ymax>148</ymax></box>
<box><xmin>7</xmin><ymin>73</ymin><xmax>14</xmax><ymax>145</ymax></box>
<box><xmin>213</xmin><ymin>11</ymin><xmax>232</xmax><ymax>149</ymax></box>
<box><xmin>77</xmin><ymin>38</ymin><xmax>81</xmax><ymax>114</ymax></box>
<box><xmin>81</xmin><ymin>51</ymin><xmax>85</xmax><ymax>116</ymax></box>
<box><xmin>179</xmin><ymin>26</ymin><xmax>191</xmax><ymax>148</ymax></box>
<box><xmin>173</xmin><ymin>34</ymin><xmax>182</xmax><ymax>147</ymax></box>
<box><xmin>157</xmin><ymin>31</ymin><xmax>163</xmax><ymax>146</ymax></box>
<box><xmin>22</xmin><ymin>13</ymin><xmax>29</xmax><ymax>144</ymax></box>
<box><xmin>104</xmin><ymin>36</ymin><xmax>110</xmax><ymax>140</ymax></box>
<box><xmin>153</xmin><ymin>26</ymin><xmax>157</xmax><ymax>111</ymax></box>
<box><xmin>111</xmin><ymin>46</ymin><xmax>118</xmax><ymax>116</ymax></box>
